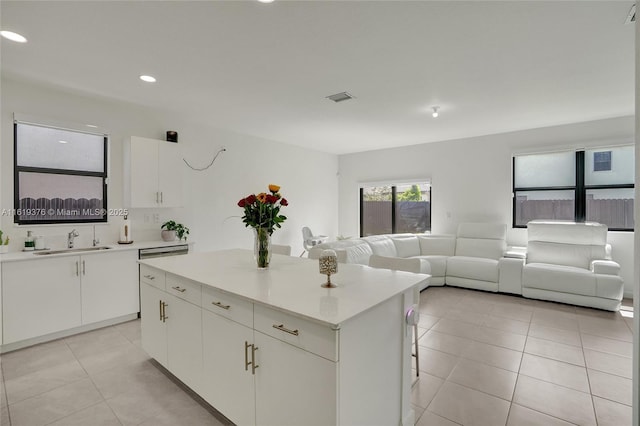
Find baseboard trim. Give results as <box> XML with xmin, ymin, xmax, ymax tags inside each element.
<box><xmin>0</xmin><ymin>313</ymin><xmax>138</xmax><ymax>354</ymax></box>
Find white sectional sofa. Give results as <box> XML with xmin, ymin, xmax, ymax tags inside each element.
<box><xmin>309</xmin><ymin>223</ymin><xmax>502</xmax><ymax>292</ymax></box>
<box><xmin>522</xmin><ymin>221</ymin><xmax>624</xmax><ymax>311</ymax></box>
<box><xmin>445</xmin><ymin>223</ymin><xmax>506</xmax><ymax>292</ymax></box>
<box><xmin>309</xmin><ymin>221</ymin><xmax>624</xmax><ymax>311</ymax></box>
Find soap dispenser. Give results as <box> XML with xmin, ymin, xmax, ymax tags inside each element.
<box><xmin>24</xmin><ymin>231</ymin><xmax>35</xmax><ymax>251</ymax></box>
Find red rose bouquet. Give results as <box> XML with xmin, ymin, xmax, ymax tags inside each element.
<box><xmin>238</xmin><ymin>184</ymin><xmax>288</xmax><ymax>268</ymax></box>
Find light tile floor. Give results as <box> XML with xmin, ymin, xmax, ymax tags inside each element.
<box><xmin>0</xmin><ymin>286</ymin><xmax>634</xmax><ymax>426</ymax></box>
<box><xmin>413</xmin><ymin>286</ymin><xmax>634</xmax><ymax>426</ymax></box>
<box><xmin>0</xmin><ymin>320</ymin><xmax>231</xmax><ymax>426</ymax></box>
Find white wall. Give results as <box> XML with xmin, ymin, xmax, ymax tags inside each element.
<box><xmin>338</xmin><ymin>116</ymin><xmax>635</xmax><ymax>297</ymax></box>
<box><xmin>1</xmin><ymin>76</ymin><xmax>338</xmax><ymax>255</ymax></box>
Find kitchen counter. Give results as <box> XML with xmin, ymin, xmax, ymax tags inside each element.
<box><xmin>0</xmin><ymin>240</ymin><xmax>193</xmax><ymax>263</ymax></box>
<box><xmin>139</xmin><ymin>248</ymin><xmax>426</xmax><ymax>425</ymax></box>
<box><xmin>139</xmin><ymin>248</ymin><xmax>426</xmax><ymax>328</ymax></box>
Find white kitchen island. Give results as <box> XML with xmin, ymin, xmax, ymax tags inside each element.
<box><xmin>138</xmin><ymin>249</ymin><xmax>428</xmax><ymax>426</ymax></box>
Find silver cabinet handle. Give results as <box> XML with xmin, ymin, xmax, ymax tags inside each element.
<box><xmin>156</xmin><ymin>192</ymin><xmax>159</xmax><ymax>204</ymax></box>
<box><xmin>212</xmin><ymin>301</ymin><xmax>230</xmax><ymax>310</ymax></box>
<box><xmin>162</xmin><ymin>302</ymin><xmax>168</xmax><ymax>322</ymax></box>
<box><xmin>171</xmin><ymin>286</ymin><xmax>186</xmax><ymax>293</ymax></box>
<box><xmin>160</xmin><ymin>192</ymin><xmax>163</xmax><ymax>203</ymax></box>
<box><xmin>159</xmin><ymin>300</ymin><xmax>163</xmax><ymax>321</ymax></box>
<box><xmin>272</xmin><ymin>324</ymin><xmax>299</xmax><ymax>336</ymax></box>
<box><xmin>82</xmin><ymin>260</ymin><xmax>86</xmax><ymax>276</ymax></box>
<box><xmin>251</xmin><ymin>344</ymin><xmax>259</xmax><ymax>375</ymax></box>
<box><xmin>144</xmin><ymin>274</ymin><xmax>155</xmax><ymax>280</ymax></box>
<box><xmin>245</xmin><ymin>341</ymin><xmax>251</xmax><ymax>371</ymax></box>
<box><xmin>75</xmin><ymin>261</ymin><xmax>79</xmax><ymax>276</ymax></box>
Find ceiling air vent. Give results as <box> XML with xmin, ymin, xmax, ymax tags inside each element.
<box><xmin>625</xmin><ymin>4</ymin><xmax>635</xmax><ymax>24</ymax></box>
<box><xmin>326</xmin><ymin>92</ymin><xmax>355</xmax><ymax>103</ymax></box>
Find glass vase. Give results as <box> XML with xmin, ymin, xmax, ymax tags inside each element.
<box><xmin>253</xmin><ymin>227</ymin><xmax>272</xmax><ymax>269</ymax></box>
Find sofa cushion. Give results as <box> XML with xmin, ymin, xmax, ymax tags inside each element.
<box><xmin>455</xmin><ymin>223</ymin><xmax>506</xmax><ymax>260</ymax></box>
<box><xmin>412</xmin><ymin>255</ymin><xmax>448</xmax><ymax>278</ymax></box>
<box><xmin>418</xmin><ymin>235</ymin><xmax>456</xmax><ymax>256</ymax></box>
<box><xmin>308</xmin><ymin>239</ymin><xmax>372</xmax><ymax>265</ymax></box>
<box><xmin>362</xmin><ymin>235</ymin><xmax>398</xmax><ymax>257</ymax></box>
<box><xmin>527</xmin><ymin>241</ymin><xmax>604</xmax><ymax>270</ymax></box>
<box><xmin>369</xmin><ymin>254</ymin><xmax>431</xmax><ymax>275</ymax></box>
<box><xmin>390</xmin><ymin>235</ymin><xmax>421</xmax><ymax>258</ymax></box>
<box><xmin>446</xmin><ymin>256</ymin><xmax>499</xmax><ymax>282</ymax></box>
<box><xmin>455</xmin><ymin>238</ymin><xmax>506</xmax><ymax>260</ymax></box>
<box><xmin>527</xmin><ymin>221</ymin><xmax>608</xmax><ymax>246</ymax></box>
<box><xmin>523</xmin><ymin>263</ymin><xmax>596</xmax><ymax>297</ymax></box>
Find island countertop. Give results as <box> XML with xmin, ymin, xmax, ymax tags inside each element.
<box><xmin>138</xmin><ymin>248</ymin><xmax>428</xmax><ymax>328</ymax></box>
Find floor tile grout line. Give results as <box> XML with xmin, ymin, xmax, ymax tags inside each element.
<box><xmin>1</xmin><ymin>361</ymin><xmax>12</xmax><ymax>426</ymax></box>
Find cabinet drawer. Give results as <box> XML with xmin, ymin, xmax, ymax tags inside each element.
<box><xmin>166</xmin><ymin>274</ymin><xmax>201</xmax><ymax>306</ymax></box>
<box><xmin>140</xmin><ymin>265</ymin><xmax>165</xmax><ymax>290</ymax></box>
<box><xmin>254</xmin><ymin>304</ymin><xmax>338</xmax><ymax>361</ymax></box>
<box><xmin>202</xmin><ymin>286</ymin><xmax>253</xmax><ymax>328</ymax></box>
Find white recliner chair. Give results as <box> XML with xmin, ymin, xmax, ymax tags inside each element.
<box><xmin>300</xmin><ymin>227</ymin><xmax>328</xmax><ymax>257</ymax></box>
<box><xmin>522</xmin><ymin>221</ymin><xmax>623</xmax><ymax>311</ymax></box>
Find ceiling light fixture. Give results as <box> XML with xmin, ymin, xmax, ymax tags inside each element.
<box><xmin>58</xmin><ymin>140</ymin><xmax>68</xmax><ymax>144</ymax></box>
<box><xmin>86</xmin><ymin>124</ymin><xmax>98</xmax><ymax>128</ymax></box>
<box><xmin>0</xmin><ymin>30</ymin><xmax>27</xmax><ymax>43</ymax></box>
<box><xmin>432</xmin><ymin>106</ymin><xmax>440</xmax><ymax>118</ymax></box>
<box><xmin>139</xmin><ymin>75</ymin><xmax>157</xmax><ymax>83</ymax></box>
<box><xmin>257</xmin><ymin>0</ymin><xmax>275</xmax><ymax>3</ymax></box>
<box><xmin>326</xmin><ymin>92</ymin><xmax>355</xmax><ymax>103</ymax></box>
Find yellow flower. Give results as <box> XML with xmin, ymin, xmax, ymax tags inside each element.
<box><xmin>268</xmin><ymin>184</ymin><xmax>280</xmax><ymax>194</ymax></box>
<box><xmin>257</xmin><ymin>193</ymin><xmax>268</xmax><ymax>203</ymax></box>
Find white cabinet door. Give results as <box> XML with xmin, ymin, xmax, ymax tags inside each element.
<box><xmin>166</xmin><ymin>293</ymin><xmax>202</xmax><ymax>392</ymax></box>
<box><xmin>128</xmin><ymin>136</ymin><xmax>160</xmax><ymax>208</ymax></box>
<box><xmin>81</xmin><ymin>250</ymin><xmax>139</xmax><ymax>325</ymax></box>
<box><xmin>126</xmin><ymin>136</ymin><xmax>182</xmax><ymax>208</ymax></box>
<box><xmin>2</xmin><ymin>257</ymin><xmax>81</xmax><ymax>344</ymax></box>
<box><xmin>140</xmin><ymin>282</ymin><xmax>167</xmax><ymax>366</ymax></box>
<box><xmin>202</xmin><ymin>310</ymin><xmax>255</xmax><ymax>426</ymax></box>
<box><xmin>157</xmin><ymin>142</ymin><xmax>182</xmax><ymax>208</ymax></box>
<box><xmin>254</xmin><ymin>332</ymin><xmax>337</xmax><ymax>426</ymax></box>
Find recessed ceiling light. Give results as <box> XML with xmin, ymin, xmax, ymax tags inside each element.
<box><xmin>139</xmin><ymin>75</ymin><xmax>156</xmax><ymax>83</ymax></box>
<box><xmin>257</xmin><ymin>0</ymin><xmax>275</xmax><ymax>3</ymax></box>
<box><xmin>86</xmin><ymin>124</ymin><xmax>98</xmax><ymax>128</ymax></box>
<box><xmin>431</xmin><ymin>106</ymin><xmax>440</xmax><ymax>118</ymax></box>
<box><xmin>1</xmin><ymin>30</ymin><xmax>27</xmax><ymax>43</ymax></box>
<box><xmin>58</xmin><ymin>140</ymin><xmax>68</xmax><ymax>144</ymax></box>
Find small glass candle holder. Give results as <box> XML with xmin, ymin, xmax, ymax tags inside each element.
<box><xmin>319</xmin><ymin>249</ymin><xmax>338</xmax><ymax>288</ymax></box>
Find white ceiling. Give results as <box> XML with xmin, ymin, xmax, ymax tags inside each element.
<box><xmin>0</xmin><ymin>1</ymin><xmax>635</xmax><ymax>155</ymax></box>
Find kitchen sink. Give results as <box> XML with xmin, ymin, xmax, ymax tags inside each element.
<box><xmin>33</xmin><ymin>246</ymin><xmax>112</xmax><ymax>255</ymax></box>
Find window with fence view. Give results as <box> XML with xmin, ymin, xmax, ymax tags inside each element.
<box><xmin>360</xmin><ymin>182</ymin><xmax>431</xmax><ymax>236</ymax></box>
<box><xmin>513</xmin><ymin>146</ymin><xmax>634</xmax><ymax>231</ymax></box>
<box><xmin>14</xmin><ymin>119</ymin><xmax>108</xmax><ymax>224</ymax></box>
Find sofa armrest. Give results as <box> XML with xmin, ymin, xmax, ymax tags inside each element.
<box><xmin>591</xmin><ymin>260</ymin><xmax>620</xmax><ymax>275</ymax></box>
<box><xmin>503</xmin><ymin>246</ymin><xmax>527</xmax><ymax>259</ymax></box>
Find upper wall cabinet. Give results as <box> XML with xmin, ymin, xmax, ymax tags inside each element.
<box><xmin>124</xmin><ymin>136</ymin><xmax>183</xmax><ymax>208</ymax></box>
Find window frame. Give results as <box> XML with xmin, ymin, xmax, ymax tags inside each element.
<box><xmin>512</xmin><ymin>149</ymin><xmax>634</xmax><ymax>232</ymax></box>
<box><xmin>359</xmin><ymin>182</ymin><xmax>432</xmax><ymax>237</ymax></box>
<box><xmin>13</xmin><ymin>120</ymin><xmax>109</xmax><ymax>225</ymax></box>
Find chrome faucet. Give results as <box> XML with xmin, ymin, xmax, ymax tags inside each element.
<box><xmin>92</xmin><ymin>226</ymin><xmax>100</xmax><ymax>247</ymax></box>
<box><xmin>68</xmin><ymin>229</ymin><xmax>79</xmax><ymax>249</ymax></box>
